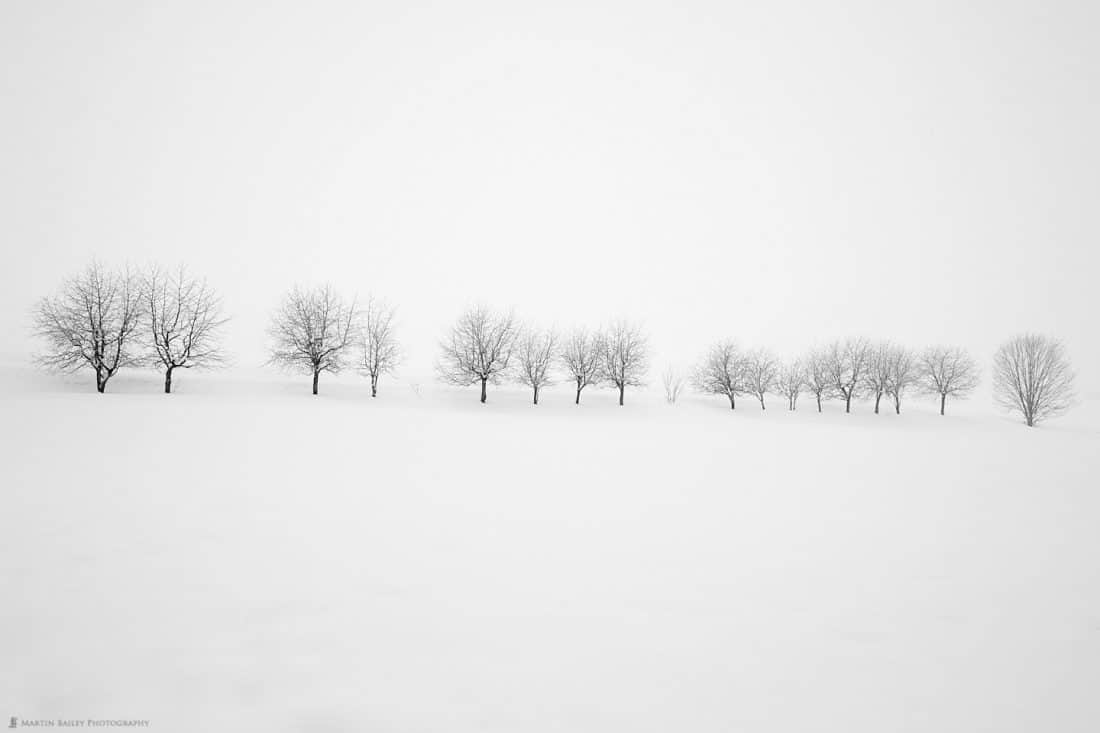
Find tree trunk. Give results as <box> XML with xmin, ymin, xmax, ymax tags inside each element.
<box><xmin>845</xmin><ymin>393</ymin><xmax>852</xmax><ymax>413</ymax></box>
<box><xmin>480</xmin><ymin>378</ymin><xmax>487</xmax><ymax>404</ymax></box>
<box><xmin>894</xmin><ymin>394</ymin><xmax>901</xmax><ymax>414</ymax></box>
<box><xmin>96</xmin><ymin>375</ymin><xmax>106</xmax><ymax>393</ymax></box>
<box><xmin>371</xmin><ymin>374</ymin><xmax>378</xmax><ymax>397</ymax></box>
<box><xmin>312</xmin><ymin>370</ymin><xmax>320</xmax><ymax>395</ymax></box>
<box><xmin>816</xmin><ymin>394</ymin><xmax>822</xmax><ymax>412</ymax></box>
<box><xmin>164</xmin><ymin>367</ymin><xmax>173</xmax><ymax>394</ymax></box>
<box><xmin>618</xmin><ymin>384</ymin><xmax>625</xmax><ymax>406</ymax></box>
<box><xmin>874</xmin><ymin>392</ymin><xmax>881</xmax><ymax>414</ymax></box>
<box><xmin>575</xmin><ymin>377</ymin><xmax>582</xmax><ymax>405</ymax></box>
<box><xmin>533</xmin><ymin>386</ymin><xmax>539</xmax><ymax>405</ymax></box>
<box><xmin>729</xmin><ymin>394</ymin><xmax>736</xmax><ymax>410</ymax></box>
<box><xmin>758</xmin><ymin>394</ymin><xmax>766</xmax><ymax>410</ymax></box>
<box><xmin>940</xmin><ymin>393</ymin><xmax>946</xmax><ymax>415</ymax></box>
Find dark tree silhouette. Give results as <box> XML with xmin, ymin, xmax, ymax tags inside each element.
<box><xmin>33</xmin><ymin>261</ymin><xmax>142</xmax><ymax>393</ymax></box>
<box><xmin>560</xmin><ymin>328</ymin><xmax>604</xmax><ymax>405</ymax></box>
<box><xmin>600</xmin><ymin>320</ymin><xmax>649</xmax><ymax>406</ymax></box>
<box><xmin>803</xmin><ymin>348</ymin><xmax>834</xmax><ymax>413</ymax></box>
<box><xmin>776</xmin><ymin>359</ymin><xmax>805</xmax><ymax>411</ymax></box>
<box><xmin>360</xmin><ymin>296</ymin><xmax>400</xmax><ymax>397</ymax></box>
<box><xmin>919</xmin><ymin>345</ymin><xmax>979</xmax><ymax>415</ymax></box>
<box><xmin>864</xmin><ymin>341</ymin><xmax>893</xmax><ymax>414</ymax></box>
<box><xmin>516</xmin><ymin>327</ymin><xmax>558</xmax><ymax>405</ymax></box>
<box><xmin>144</xmin><ymin>265</ymin><xmax>228</xmax><ymax>393</ymax></box>
<box><xmin>437</xmin><ymin>305</ymin><xmax>518</xmax><ymax>403</ymax></box>
<box><xmin>743</xmin><ymin>348</ymin><xmax>779</xmax><ymax>410</ymax></box>
<box><xmin>885</xmin><ymin>346</ymin><xmax>918</xmax><ymax>415</ymax></box>
<box><xmin>825</xmin><ymin>338</ymin><xmax>871</xmax><ymax>413</ymax></box>
<box><xmin>992</xmin><ymin>334</ymin><xmax>1075</xmax><ymax>427</ymax></box>
<box><xmin>692</xmin><ymin>340</ymin><xmax>745</xmax><ymax>410</ymax></box>
<box><xmin>268</xmin><ymin>284</ymin><xmax>358</xmax><ymax>395</ymax></box>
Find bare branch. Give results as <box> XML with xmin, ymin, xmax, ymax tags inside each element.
<box><xmin>884</xmin><ymin>345</ymin><xmax>918</xmax><ymax>415</ymax></box>
<box><xmin>436</xmin><ymin>305</ymin><xmax>519</xmax><ymax>403</ymax></box>
<box><xmin>919</xmin><ymin>345</ymin><xmax>980</xmax><ymax>415</ymax></box>
<box><xmin>559</xmin><ymin>327</ymin><xmax>605</xmax><ymax>405</ymax></box>
<box><xmin>267</xmin><ymin>284</ymin><xmax>359</xmax><ymax>395</ymax></box>
<box><xmin>600</xmin><ymin>320</ymin><xmax>649</xmax><ymax>406</ymax></box>
<box><xmin>32</xmin><ymin>261</ymin><xmax>143</xmax><ymax>393</ymax></box>
<box><xmin>992</xmin><ymin>334</ymin><xmax>1075</xmax><ymax>427</ymax></box>
<box><xmin>692</xmin><ymin>340</ymin><xmax>746</xmax><ymax>410</ymax></box>
<box><xmin>776</xmin><ymin>359</ymin><xmax>806</xmax><ymax>411</ymax></box>
<box><xmin>864</xmin><ymin>341</ymin><xmax>894</xmax><ymax>415</ymax></box>
<box><xmin>802</xmin><ymin>347</ymin><xmax>836</xmax><ymax>413</ymax></box>
<box><xmin>359</xmin><ymin>296</ymin><xmax>401</xmax><ymax>397</ymax></box>
<box><xmin>743</xmin><ymin>347</ymin><xmax>780</xmax><ymax>410</ymax></box>
<box><xmin>515</xmin><ymin>327</ymin><xmax>558</xmax><ymax>405</ymax></box>
<box><xmin>824</xmin><ymin>337</ymin><xmax>871</xmax><ymax>413</ymax></box>
<box><xmin>662</xmin><ymin>365</ymin><xmax>686</xmax><ymax>404</ymax></box>
<box><xmin>144</xmin><ymin>264</ymin><xmax>229</xmax><ymax>393</ymax></box>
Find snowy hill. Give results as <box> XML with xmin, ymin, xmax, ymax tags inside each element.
<box><xmin>1</xmin><ymin>368</ymin><xmax>1098</xmax><ymax>732</ymax></box>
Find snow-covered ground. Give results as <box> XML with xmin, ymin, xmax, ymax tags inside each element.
<box><xmin>2</xmin><ymin>367</ymin><xmax>1098</xmax><ymax>732</ymax></box>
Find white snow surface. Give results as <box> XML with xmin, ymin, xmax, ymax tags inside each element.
<box><xmin>2</xmin><ymin>367</ymin><xmax>1098</xmax><ymax>732</ymax></box>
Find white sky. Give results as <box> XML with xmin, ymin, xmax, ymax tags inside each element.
<box><xmin>2</xmin><ymin>1</ymin><xmax>1097</xmax><ymax>391</ymax></box>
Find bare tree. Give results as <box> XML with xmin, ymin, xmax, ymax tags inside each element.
<box><xmin>32</xmin><ymin>261</ymin><xmax>142</xmax><ymax>393</ymax></box>
<box><xmin>560</xmin><ymin>328</ymin><xmax>604</xmax><ymax>405</ymax></box>
<box><xmin>803</xmin><ymin>348</ymin><xmax>834</xmax><ymax>412</ymax></box>
<box><xmin>437</xmin><ymin>305</ymin><xmax>519</xmax><ymax>403</ymax></box>
<box><xmin>776</xmin><ymin>359</ymin><xmax>805</xmax><ymax>411</ymax></box>
<box><xmin>360</xmin><ymin>296</ymin><xmax>400</xmax><ymax>397</ymax></box>
<box><xmin>885</xmin><ymin>346</ymin><xmax>918</xmax><ymax>415</ymax></box>
<box><xmin>825</xmin><ymin>338</ymin><xmax>871</xmax><ymax>413</ymax></box>
<box><xmin>515</xmin><ymin>327</ymin><xmax>558</xmax><ymax>405</ymax></box>
<box><xmin>919</xmin><ymin>346</ymin><xmax>980</xmax><ymax>415</ymax></box>
<box><xmin>144</xmin><ymin>265</ymin><xmax>228</xmax><ymax>393</ymax></box>
<box><xmin>662</xmin><ymin>365</ymin><xmax>686</xmax><ymax>404</ymax></box>
<box><xmin>267</xmin><ymin>284</ymin><xmax>358</xmax><ymax>395</ymax></box>
<box><xmin>992</xmin><ymin>333</ymin><xmax>1076</xmax><ymax>427</ymax></box>
<box><xmin>601</xmin><ymin>320</ymin><xmax>649</xmax><ymax>406</ymax></box>
<box><xmin>864</xmin><ymin>341</ymin><xmax>893</xmax><ymax>414</ymax></box>
<box><xmin>692</xmin><ymin>340</ymin><xmax>746</xmax><ymax>410</ymax></box>
<box><xmin>744</xmin><ymin>348</ymin><xmax>779</xmax><ymax>410</ymax></box>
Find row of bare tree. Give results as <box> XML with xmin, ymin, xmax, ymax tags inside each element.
<box><xmin>691</xmin><ymin>338</ymin><xmax>980</xmax><ymax>415</ymax></box>
<box><xmin>436</xmin><ymin>306</ymin><xmax>649</xmax><ymax>405</ymax></box>
<box><xmin>690</xmin><ymin>335</ymin><xmax>1076</xmax><ymax>425</ymax></box>
<box><xmin>32</xmin><ymin>264</ymin><xmax>401</xmax><ymax>397</ymax></box>
<box><xmin>266</xmin><ymin>284</ymin><xmax>399</xmax><ymax>396</ymax></box>
<box><xmin>32</xmin><ymin>265</ymin><xmax>1076</xmax><ymax>426</ymax></box>
<box><xmin>33</xmin><ymin>262</ymin><xmax>228</xmax><ymax>393</ymax></box>
<box><xmin>434</xmin><ymin>308</ymin><xmax>1077</xmax><ymax>428</ymax></box>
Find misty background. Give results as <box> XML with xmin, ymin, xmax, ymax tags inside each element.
<box><xmin>2</xmin><ymin>0</ymin><xmax>1096</xmax><ymax>394</ymax></box>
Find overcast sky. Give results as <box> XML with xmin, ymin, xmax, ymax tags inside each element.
<box><xmin>2</xmin><ymin>1</ymin><xmax>1096</xmax><ymax>392</ymax></box>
